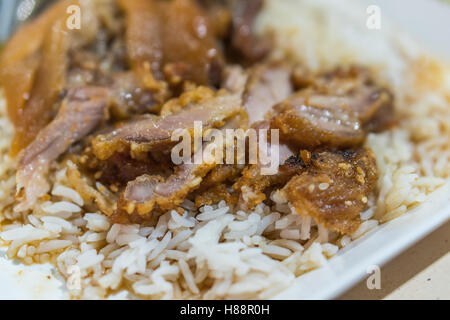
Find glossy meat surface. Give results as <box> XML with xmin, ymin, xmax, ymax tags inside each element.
<box><xmin>283</xmin><ymin>148</ymin><xmax>378</xmax><ymax>234</ymax></box>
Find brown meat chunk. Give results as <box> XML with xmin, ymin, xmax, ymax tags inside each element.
<box><xmin>322</xmin><ymin>67</ymin><xmax>394</xmax><ymax>131</ymax></box>
<box><xmin>198</xmin><ymin>164</ymin><xmax>244</xmax><ymax>191</ymax></box>
<box><xmin>291</xmin><ymin>65</ymin><xmax>395</xmax><ymax>132</ymax></box>
<box><xmin>83</xmin><ymin>151</ymin><xmax>172</xmax><ymax>188</ymax></box>
<box><xmin>1</xmin><ymin>0</ymin><xmax>105</xmax><ymax>156</ymax></box>
<box><xmin>118</xmin><ymin>0</ymin><xmax>164</xmax><ymax>78</ymax></box>
<box><xmin>163</xmin><ymin>0</ymin><xmax>225</xmax><ymax>86</ymax></box>
<box><xmin>119</xmin><ymin>0</ymin><xmax>224</xmax><ymax>86</ymax></box>
<box><xmin>4</xmin><ymin>12</ymin><xmax>71</xmax><ymax>155</ymax></box>
<box><xmin>113</xmin><ymin>108</ymin><xmax>244</xmax><ymax>222</ymax></box>
<box><xmin>271</xmin><ymin>66</ymin><xmax>395</xmax><ymax>149</ymax></box>
<box><xmin>283</xmin><ymin>148</ymin><xmax>377</xmax><ymax>234</ymax></box>
<box><xmin>232</xmin><ymin>120</ymin><xmax>297</xmax><ymax>209</ymax></box>
<box><xmin>222</xmin><ymin>63</ymin><xmax>294</xmax><ymax>209</ymax></box>
<box><xmin>195</xmin><ymin>184</ymin><xmax>239</xmax><ymax>207</ymax></box>
<box><xmin>232</xmin><ymin>145</ymin><xmax>302</xmax><ymax>210</ymax></box>
<box><xmin>228</xmin><ymin>0</ymin><xmax>272</xmax><ymax>63</ymax></box>
<box><xmin>271</xmin><ymin>91</ymin><xmax>365</xmax><ymax>149</ymax></box>
<box><xmin>0</xmin><ymin>1</ymin><xmax>71</xmax><ymax>155</ymax></box>
<box><xmin>194</xmin><ymin>164</ymin><xmax>244</xmax><ymax>206</ymax></box>
<box><xmin>92</xmin><ymin>88</ymin><xmax>241</xmax><ymax>160</ymax></box>
<box><xmin>109</xmin><ymin>72</ymin><xmax>160</xmax><ymax>117</ymax></box>
<box><xmin>115</xmin><ymin>141</ymin><xmax>220</xmax><ymax>220</ymax></box>
<box><xmin>15</xmin><ymin>87</ymin><xmax>110</xmax><ymax>212</ymax></box>
<box><xmin>243</xmin><ymin>63</ymin><xmax>293</xmax><ymax>126</ymax></box>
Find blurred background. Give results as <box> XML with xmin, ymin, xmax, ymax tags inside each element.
<box><xmin>360</xmin><ymin>0</ymin><xmax>450</xmax><ymax>58</ymax></box>
<box><xmin>2</xmin><ymin>0</ymin><xmax>450</xmax><ymax>57</ymax></box>
<box><xmin>2</xmin><ymin>0</ymin><xmax>450</xmax><ymax>58</ymax></box>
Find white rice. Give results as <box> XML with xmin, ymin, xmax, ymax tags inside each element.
<box><xmin>52</xmin><ymin>185</ymin><xmax>84</xmax><ymax>206</ymax></box>
<box><xmin>42</xmin><ymin>201</ymin><xmax>81</xmax><ymax>214</ymax></box>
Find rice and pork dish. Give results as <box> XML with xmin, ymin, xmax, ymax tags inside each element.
<box><xmin>0</xmin><ymin>0</ymin><xmax>449</xmax><ymax>299</ymax></box>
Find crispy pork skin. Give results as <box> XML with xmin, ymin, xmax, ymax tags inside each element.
<box><xmin>271</xmin><ymin>66</ymin><xmax>394</xmax><ymax>149</ymax></box>
<box><xmin>283</xmin><ymin>148</ymin><xmax>378</xmax><ymax>234</ymax></box>
<box><xmin>243</xmin><ymin>63</ymin><xmax>293</xmax><ymax>126</ymax></box>
<box><xmin>92</xmin><ymin>89</ymin><xmax>241</xmax><ymax>160</ymax></box>
<box><xmin>271</xmin><ymin>91</ymin><xmax>365</xmax><ymax>149</ymax></box>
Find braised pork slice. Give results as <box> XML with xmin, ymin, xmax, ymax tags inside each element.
<box><xmin>228</xmin><ymin>0</ymin><xmax>272</xmax><ymax>63</ymax></box>
<box><xmin>109</xmin><ymin>72</ymin><xmax>160</xmax><ymax>117</ymax></box>
<box><xmin>271</xmin><ymin>91</ymin><xmax>366</xmax><ymax>149</ymax></box>
<box><xmin>194</xmin><ymin>164</ymin><xmax>244</xmax><ymax>206</ymax></box>
<box><xmin>119</xmin><ymin>0</ymin><xmax>224</xmax><ymax>86</ymax></box>
<box><xmin>283</xmin><ymin>148</ymin><xmax>377</xmax><ymax>235</ymax></box>
<box><xmin>92</xmin><ymin>88</ymin><xmax>241</xmax><ymax>160</ymax></box>
<box><xmin>226</xmin><ymin>63</ymin><xmax>294</xmax><ymax>208</ymax></box>
<box><xmin>243</xmin><ymin>63</ymin><xmax>293</xmax><ymax>126</ymax></box>
<box><xmin>15</xmin><ymin>87</ymin><xmax>110</xmax><ymax>212</ymax></box>
<box><xmin>271</xmin><ymin>65</ymin><xmax>395</xmax><ymax>149</ymax></box>
<box><xmin>309</xmin><ymin>67</ymin><xmax>393</xmax><ymax>124</ymax></box>
<box><xmin>232</xmin><ymin>143</ymin><xmax>300</xmax><ymax>210</ymax></box>
<box><xmin>114</xmin><ymin>141</ymin><xmax>220</xmax><ymax>222</ymax></box>
<box><xmin>290</xmin><ymin>65</ymin><xmax>395</xmax><ymax>133</ymax></box>
<box><xmin>230</xmin><ymin>120</ymin><xmax>295</xmax><ymax>209</ymax></box>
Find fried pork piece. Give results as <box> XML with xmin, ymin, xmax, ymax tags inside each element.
<box><xmin>113</xmin><ymin>140</ymin><xmax>221</xmax><ymax>222</ymax></box>
<box><xmin>271</xmin><ymin>91</ymin><xmax>366</xmax><ymax>149</ymax></box>
<box><xmin>283</xmin><ymin>148</ymin><xmax>378</xmax><ymax>235</ymax></box>
<box><xmin>194</xmin><ymin>164</ymin><xmax>244</xmax><ymax>206</ymax></box>
<box><xmin>232</xmin><ymin>120</ymin><xmax>296</xmax><ymax>210</ymax></box>
<box><xmin>232</xmin><ymin>144</ymin><xmax>301</xmax><ymax>210</ymax></box>
<box><xmin>288</xmin><ymin>65</ymin><xmax>395</xmax><ymax>134</ymax></box>
<box><xmin>111</xmin><ymin>89</ymin><xmax>244</xmax><ymax>222</ymax></box>
<box><xmin>197</xmin><ymin>165</ymin><xmax>244</xmax><ymax>191</ymax></box>
<box><xmin>82</xmin><ymin>151</ymin><xmax>172</xmax><ymax>188</ymax></box>
<box><xmin>15</xmin><ymin>87</ymin><xmax>110</xmax><ymax>212</ymax></box>
<box><xmin>69</xmin><ymin>55</ymin><xmax>162</xmax><ymax>118</ymax></box>
<box><xmin>91</xmin><ymin>87</ymin><xmax>241</xmax><ymax>161</ymax></box>
<box><xmin>272</xmin><ymin>66</ymin><xmax>395</xmax><ymax>149</ymax></box>
<box><xmin>109</xmin><ymin>72</ymin><xmax>161</xmax><ymax>117</ymax></box>
<box><xmin>220</xmin><ymin>62</ymin><xmax>293</xmax><ymax>127</ymax></box>
<box><xmin>243</xmin><ymin>63</ymin><xmax>294</xmax><ymax>126</ymax></box>
<box><xmin>224</xmin><ymin>62</ymin><xmax>294</xmax><ymax>208</ymax></box>
<box><xmin>119</xmin><ymin>0</ymin><xmax>224</xmax><ymax>87</ymax></box>
<box><xmin>195</xmin><ymin>184</ymin><xmax>240</xmax><ymax>207</ymax></box>
<box><xmin>0</xmin><ymin>0</ymin><xmax>111</xmax><ymax>156</ymax></box>
<box><xmin>227</xmin><ymin>0</ymin><xmax>272</xmax><ymax>63</ymax></box>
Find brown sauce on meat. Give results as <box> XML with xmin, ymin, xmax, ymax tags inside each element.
<box><xmin>284</xmin><ymin>148</ymin><xmax>378</xmax><ymax>234</ymax></box>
